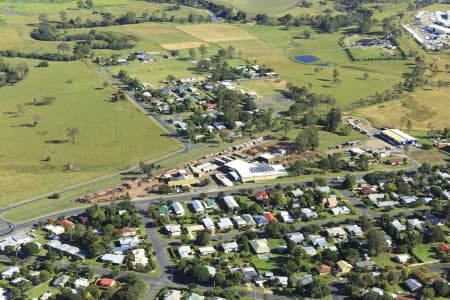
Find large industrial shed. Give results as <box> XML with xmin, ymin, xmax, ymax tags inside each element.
<box><xmin>380</xmin><ymin>129</ymin><xmax>417</xmax><ymax>146</ymax></box>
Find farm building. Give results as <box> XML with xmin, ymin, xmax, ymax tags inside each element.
<box><xmin>380</xmin><ymin>129</ymin><xmax>417</xmax><ymax>145</ymax></box>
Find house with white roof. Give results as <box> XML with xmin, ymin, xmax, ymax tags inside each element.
<box><xmin>279</xmin><ymin>211</ymin><xmax>295</xmax><ymax>223</ymax></box>
<box><xmin>101</xmin><ymin>254</ymin><xmax>125</xmax><ymax>265</ymax></box>
<box><xmin>233</xmin><ymin>216</ymin><xmax>247</xmax><ymax>228</ymax></box>
<box><xmin>287</xmin><ymin>232</ymin><xmax>305</xmax><ymax>244</ymax></box>
<box><xmin>315</xmin><ymin>186</ymin><xmax>331</xmax><ymax>193</ymax></box>
<box><xmin>331</xmin><ymin>205</ymin><xmax>351</xmax><ymax>215</ymax></box>
<box><xmin>217</xmin><ymin>218</ymin><xmax>233</xmax><ymax>230</ymax></box>
<box><xmin>302</xmin><ymin>246</ymin><xmax>317</xmax><ymax>256</ymax></box>
<box><xmin>309</xmin><ymin>235</ymin><xmax>327</xmax><ymax>248</ymax></box>
<box><xmin>345</xmin><ymin>224</ymin><xmax>363</xmax><ymax>236</ymax></box>
<box><xmin>178</xmin><ymin>245</ymin><xmax>193</xmax><ymax>259</ymax></box>
<box><xmin>221</xmin><ymin>242</ymin><xmax>239</xmax><ymax>253</ymax></box>
<box><xmin>407</xmin><ymin>218</ymin><xmax>424</xmax><ymax>230</ymax></box>
<box><xmin>202</xmin><ymin>217</ymin><xmax>215</xmax><ymax>231</ymax></box>
<box><xmin>391</xmin><ymin>219</ymin><xmax>406</xmax><ymax>231</ymax></box>
<box><xmin>223</xmin><ymin>196</ymin><xmax>239</xmax><ymax>210</ymax></box>
<box><xmin>400</xmin><ymin>196</ymin><xmax>418</xmax><ymax>205</ymax></box>
<box><xmin>163</xmin><ymin>289</ymin><xmax>182</xmax><ymax>300</ymax></box>
<box><xmin>74</xmin><ymin>278</ymin><xmax>89</xmax><ymax>289</ymax></box>
<box><xmin>326</xmin><ymin>227</ymin><xmax>348</xmax><ymax>240</ymax></box>
<box><xmin>301</xmin><ymin>208</ymin><xmax>318</xmax><ymax>219</ymax></box>
<box><xmin>172</xmin><ymin>202</ymin><xmax>185</xmax><ymax>216</ymax></box>
<box><xmin>1</xmin><ymin>266</ymin><xmax>19</xmax><ymax>280</ymax></box>
<box><xmin>199</xmin><ymin>246</ymin><xmax>216</xmax><ymax>256</ymax></box>
<box><xmin>165</xmin><ymin>224</ymin><xmax>182</xmax><ymax>237</ymax></box>
<box><xmin>191</xmin><ymin>200</ymin><xmax>204</xmax><ymax>213</ymax></box>
<box><xmin>132</xmin><ymin>249</ymin><xmax>148</xmax><ymax>266</ymax></box>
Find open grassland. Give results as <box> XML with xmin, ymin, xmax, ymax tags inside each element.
<box><xmin>213</xmin><ymin>0</ymin><xmax>335</xmax><ymax>16</ymax></box>
<box><xmin>177</xmin><ymin>24</ymin><xmax>257</xmax><ymax>42</ymax></box>
<box><xmin>160</xmin><ymin>41</ymin><xmax>207</xmax><ymax>50</ymax></box>
<box><xmin>356</xmin><ymin>55</ymin><xmax>450</xmax><ymax>131</ymax></box>
<box><xmin>0</xmin><ymin>58</ymin><xmax>181</xmax><ymax>207</ymax></box>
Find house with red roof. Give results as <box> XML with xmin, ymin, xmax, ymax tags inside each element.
<box><xmin>118</xmin><ymin>227</ymin><xmax>137</xmax><ymax>237</ymax></box>
<box><xmin>203</xmin><ymin>103</ymin><xmax>216</xmax><ymax>109</ymax></box>
<box><xmin>437</xmin><ymin>242</ymin><xmax>450</xmax><ymax>252</ymax></box>
<box><xmin>263</xmin><ymin>212</ymin><xmax>277</xmax><ymax>222</ymax></box>
<box><xmin>59</xmin><ymin>220</ymin><xmax>75</xmax><ymax>229</ymax></box>
<box><xmin>360</xmin><ymin>187</ymin><xmax>376</xmax><ymax>195</ymax></box>
<box><xmin>96</xmin><ymin>278</ymin><xmax>116</xmax><ymax>289</ymax></box>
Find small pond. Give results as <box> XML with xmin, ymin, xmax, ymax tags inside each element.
<box><xmin>294</xmin><ymin>55</ymin><xmax>318</xmax><ymax>63</ymax></box>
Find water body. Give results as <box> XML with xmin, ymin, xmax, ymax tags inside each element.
<box><xmin>294</xmin><ymin>55</ymin><xmax>318</xmax><ymax>63</ymax></box>
<box><xmin>316</xmin><ymin>63</ymin><xmax>329</xmax><ymax>67</ymax></box>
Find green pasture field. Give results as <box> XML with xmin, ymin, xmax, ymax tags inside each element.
<box><xmin>213</xmin><ymin>0</ymin><xmax>335</xmax><ymax>17</ymax></box>
<box><xmin>348</xmin><ymin>47</ymin><xmax>402</xmax><ymax>60</ymax></box>
<box><xmin>0</xmin><ymin>58</ymin><xmax>182</xmax><ymax>207</ymax></box>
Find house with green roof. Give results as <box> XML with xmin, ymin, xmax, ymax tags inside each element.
<box><xmin>159</xmin><ymin>205</ymin><xmax>170</xmax><ymax>216</ymax></box>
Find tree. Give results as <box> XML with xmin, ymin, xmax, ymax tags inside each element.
<box><xmin>166</xmin><ymin>74</ymin><xmax>176</xmax><ymax>82</ymax></box>
<box><xmin>23</xmin><ymin>242</ymin><xmax>40</xmax><ymax>257</ymax></box>
<box><xmin>333</xmin><ymin>68</ymin><xmax>339</xmax><ymax>80</ymax></box>
<box><xmin>102</xmin><ymin>81</ymin><xmax>110</xmax><ymax>89</ymax></box>
<box><xmin>434</xmin><ymin>281</ymin><xmax>449</xmax><ymax>297</ymax></box>
<box><xmin>342</xmin><ymin>173</ymin><xmax>355</xmax><ymax>189</ymax></box>
<box><xmin>325</xmin><ymin>108</ymin><xmax>341</xmax><ymax>133</ymax></box>
<box><xmin>422</xmin><ymin>287</ymin><xmax>435</xmax><ymax>299</ymax></box>
<box><xmin>307</xmin><ymin>278</ymin><xmax>331</xmax><ymax>298</ymax></box>
<box><xmin>16</xmin><ymin>103</ymin><xmax>25</xmax><ymax>116</ymax></box>
<box><xmin>32</xmin><ymin>114</ymin><xmax>41</xmax><ymax>127</ymax></box>
<box><xmin>37</xmin><ymin>61</ymin><xmax>49</xmax><ymax>68</ymax></box>
<box><xmin>294</xmin><ymin>126</ymin><xmax>319</xmax><ymax>151</ymax></box>
<box><xmin>303</xmin><ymin>29</ymin><xmax>312</xmax><ymax>39</ymax></box>
<box><xmin>67</xmin><ymin>127</ymin><xmax>79</xmax><ymax>144</ymax></box>
<box><xmin>77</xmin><ymin>0</ymin><xmax>84</xmax><ymax>9</ymax></box>
<box><xmin>85</xmin><ymin>0</ymin><xmax>94</xmax><ymax>9</ymax></box>
<box><xmin>406</xmin><ymin>119</ymin><xmax>413</xmax><ymax>131</ymax></box>
<box><xmin>192</xmin><ymin>265</ymin><xmax>211</xmax><ymax>283</ymax></box>
<box><xmin>59</xmin><ymin>10</ymin><xmax>68</xmax><ymax>23</ymax></box>
<box><xmin>199</xmin><ymin>44</ymin><xmax>207</xmax><ymax>62</ymax></box>
<box><xmin>367</xmin><ymin>228</ymin><xmax>388</xmax><ymax>255</ymax></box>
<box><xmin>188</xmin><ymin>48</ymin><xmax>197</xmax><ymax>60</ymax></box>
<box><xmin>363</xmin><ymin>72</ymin><xmax>369</xmax><ymax>79</ymax></box>
<box><xmin>57</xmin><ymin>43</ymin><xmax>71</xmax><ymax>54</ymax></box>
<box><xmin>196</xmin><ymin>231</ymin><xmax>211</xmax><ymax>246</ymax></box>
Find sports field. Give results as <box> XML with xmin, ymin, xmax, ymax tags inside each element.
<box><xmin>0</xmin><ymin>58</ymin><xmax>181</xmax><ymax>207</ymax></box>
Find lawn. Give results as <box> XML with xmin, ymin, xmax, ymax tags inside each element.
<box><xmin>0</xmin><ymin>58</ymin><xmax>182</xmax><ymax>207</ymax></box>
<box><xmin>371</xmin><ymin>252</ymin><xmax>396</xmax><ymax>267</ymax></box>
<box><xmin>413</xmin><ymin>243</ymin><xmax>438</xmax><ymax>263</ymax></box>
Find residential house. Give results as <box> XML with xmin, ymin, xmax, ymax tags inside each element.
<box><xmin>302</xmin><ymin>246</ymin><xmax>317</xmax><ymax>256</ymax></box>
<box><xmin>355</xmin><ymin>261</ymin><xmax>376</xmax><ymax>270</ymax></box>
<box><xmin>407</xmin><ymin>218</ymin><xmax>424</xmax><ymax>230</ymax></box>
<box><xmin>185</xmin><ymin>293</ymin><xmax>205</xmax><ymax>300</ymax></box>
<box><xmin>296</xmin><ymin>274</ymin><xmax>314</xmax><ymax>286</ymax></box>
<box><xmin>255</xmin><ymin>190</ymin><xmax>269</xmax><ymax>205</ymax></box>
<box><xmin>159</xmin><ymin>204</ymin><xmax>170</xmax><ymax>216</ymax></box>
<box><xmin>119</xmin><ymin>236</ymin><xmax>140</xmax><ymax>247</ymax></box>
<box><xmin>198</xmin><ymin>246</ymin><xmax>216</xmax><ymax>256</ymax></box>
<box><xmin>202</xmin><ymin>217</ymin><xmax>215</xmax><ymax>232</ymax></box>
<box><xmin>263</xmin><ymin>212</ymin><xmax>277</xmax><ymax>222</ymax></box>
<box><xmin>368</xmin><ymin>193</ymin><xmax>385</xmax><ymax>203</ymax></box>
<box><xmin>1</xmin><ymin>266</ymin><xmax>19</xmax><ymax>280</ymax></box>
<box><xmin>404</xmin><ymin>278</ymin><xmax>423</xmax><ymax>292</ymax></box>
<box><xmin>323</xmin><ymin>197</ymin><xmax>338</xmax><ymax>208</ymax></box>
<box><xmin>309</xmin><ymin>235</ymin><xmax>327</xmax><ymax>248</ymax></box>
<box><xmin>279</xmin><ymin>211</ymin><xmax>295</xmax><ymax>223</ymax></box>
<box><xmin>316</xmin><ymin>186</ymin><xmax>331</xmax><ymax>194</ymax></box>
<box><xmin>249</xmin><ymin>239</ymin><xmax>270</xmax><ymax>254</ymax></box>
<box><xmin>254</xmin><ymin>215</ymin><xmax>269</xmax><ymax>227</ymax></box>
<box><xmin>287</xmin><ymin>232</ymin><xmax>305</xmax><ymax>244</ymax></box>
<box><xmin>203</xmin><ymin>199</ymin><xmax>218</xmax><ymax>210</ymax></box>
<box><xmin>44</xmin><ymin>224</ymin><xmax>65</xmax><ymax>235</ymax></box>
<box><xmin>118</xmin><ymin>227</ymin><xmax>137</xmax><ymax>237</ymax></box>
<box><xmin>172</xmin><ymin>202</ymin><xmax>185</xmax><ymax>216</ymax></box>
<box><xmin>165</xmin><ymin>224</ymin><xmax>182</xmax><ymax>237</ymax></box>
<box><xmin>394</xmin><ymin>254</ymin><xmax>410</xmax><ymax>263</ymax></box>
<box><xmin>326</xmin><ymin>227</ymin><xmax>348</xmax><ymax>240</ymax></box>
<box><xmin>233</xmin><ymin>216</ymin><xmax>247</xmax><ymax>229</ymax></box>
<box><xmin>401</xmin><ymin>196</ymin><xmax>418</xmax><ymax>205</ymax></box>
<box><xmin>221</xmin><ymin>242</ymin><xmax>239</xmax><ymax>253</ymax></box>
<box><xmin>132</xmin><ymin>249</ymin><xmax>148</xmax><ymax>266</ymax></box>
<box><xmin>96</xmin><ymin>278</ymin><xmax>116</xmax><ymax>289</ymax></box>
<box><xmin>217</xmin><ymin>218</ymin><xmax>233</xmax><ymax>230</ymax></box>
<box><xmin>52</xmin><ymin>275</ymin><xmax>71</xmax><ymax>288</ymax></box>
<box><xmin>345</xmin><ymin>224</ymin><xmax>363</xmax><ymax>236</ymax></box>
<box><xmin>316</xmin><ymin>264</ymin><xmax>331</xmax><ymax>275</ymax></box>
<box><xmin>242</xmin><ymin>214</ymin><xmax>256</xmax><ymax>227</ymax></box>
<box><xmin>437</xmin><ymin>242</ymin><xmax>450</xmax><ymax>253</ymax></box>
<box><xmin>336</xmin><ymin>260</ymin><xmax>353</xmax><ymax>274</ymax></box>
<box><xmin>205</xmin><ymin>266</ymin><xmax>216</xmax><ymax>277</ymax></box>
<box><xmin>59</xmin><ymin>220</ymin><xmax>75</xmax><ymax>229</ymax></box>
<box><xmin>391</xmin><ymin>219</ymin><xmax>406</xmax><ymax>231</ymax></box>
<box><xmin>223</xmin><ymin>196</ymin><xmax>239</xmax><ymax>210</ymax></box>
<box><xmin>46</xmin><ymin>240</ymin><xmax>85</xmax><ymax>260</ymax></box>
<box><xmin>178</xmin><ymin>246</ymin><xmax>193</xmax><ymax>259</ymax></box>
<box><xmin>74</xmin><ymin>278</ymin><xmax>89</xmax><ymax>289</ymax></box>
<box><xmin>10</xmin><ymin>277</ymin><xmax>28</xmax><ymax>286</ymax></box>
<box><xmin>301</xmin><ymin>208</ymin><xmax>318</xmax><ymax>219</ymax></box>
<box><xmin>331</xmin><ymin>206</ymin><xmax>351</xmax><ymax>216</ymax></box>
<box><xmin>163</xmin><ymin>289</ymin><xmax>182</xmax><ymax>300</ymax></box>
<box><xmin>291</xmin><ymin>188</ymin><xmax>304</xmax><ymax>198</ymax></box>
<box><xmin>191</xmin><ymin>200</ymin><xmax>204</xmax><ymax>213</ymax></box>
<box><xmin>101</xmin><ymin>254</ymin><xmax>125</xmax><ymax>265</ymax></box>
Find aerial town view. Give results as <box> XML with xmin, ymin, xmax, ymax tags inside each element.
<box><xmin>0</xmin><ymin>0</ymin><xmax>449</xmax><ymax>299</ymax></box>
